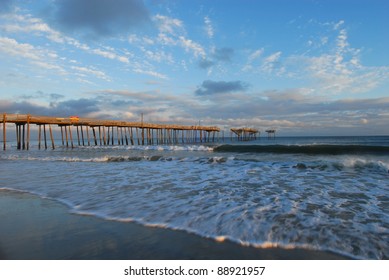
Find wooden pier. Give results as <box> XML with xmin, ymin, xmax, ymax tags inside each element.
<box><xmin>230</xmin><ymin>127</ymin><xmax>259</xmax><ymax>141</ymax></box>
<box><xmin>265</xmin><ymin>129</ymin><xmax>276</xmax><ymax>139</ymax></box>
<box><xmin>1</xmin><ymin>113</ymin><xmax>220</xmax><ymax>150</ymax></box>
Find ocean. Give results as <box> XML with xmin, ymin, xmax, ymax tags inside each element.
<box><xmin>1</xmin><ymin>136</ymin><xmax>388</xmax><ymax>259</ymax></box>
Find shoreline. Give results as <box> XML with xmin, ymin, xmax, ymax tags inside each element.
<box><xmin>0</xmin><ymin>190</ymin><xmax>350</xmax><ymax>260</ymax></box>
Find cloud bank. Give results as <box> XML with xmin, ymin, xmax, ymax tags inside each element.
<box><xmin>195</xmin><ymin>80</ymin><xmax>249</xmax><ymax>96</ymax></box>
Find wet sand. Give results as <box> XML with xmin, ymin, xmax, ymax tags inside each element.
<box><xmin>0</xmin><ymin>190</ymin><xmax>350</xmax><ymax>260</ymax></box>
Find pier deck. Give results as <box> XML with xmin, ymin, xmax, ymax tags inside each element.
<box><xmin>1</xmin><ymin>113</ymin><xmax>220</xmax><ymax>150</ymax></box>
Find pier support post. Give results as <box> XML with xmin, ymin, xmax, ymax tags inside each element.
<box><xmin>81</xmin><ymin>125</ymin><xmax>85</xmax><ymax>146</ymax></box>
<box><xmin>129</xmin><ymin>127</ymin><xmax>134</xmax><ymax>145</ymax></box>
<box><xmin>2</xmin><ymin>113</ymin><xmax>6</xmax><ymax>150</ymax></box>
<box><xmin>43</xmin><ymin>124</ymin><xmax>47</xmax><ymax>149</ymax></box>
<box><xmin>86</xmin><ymin>126</ymin><xmax>90</xmax><ymax>146</ymax></box>
<box><xmin>111</xmin><ymin>127</ymin><xmax>114</xmax><ymax>145</ymax></box>
<box><xmin>60</xmin><ymin>126</ymin><xmax>64</xmax><ymax>146</ymax></box>
<box><xmin>102</xmin><ymin>126</ymin><xmax>106</xmax><ymax>145</ymax></box>
<box><xmin>92</xmin><ymin>127</ymin><xmax>97</xmax><ymax>146</ymax></box>
<box><xmin>38</xmin><ymin>125</ymin><xmax>42</xmax><ymax>149</ymax></box>
<box><xmin>68</xmin><ymin>126</ymin><xmax>74</xmax><ymax>148</ymax></box>
<box><xmin>21</xmin><ymin>124</ymin><xmax>25</xmax><ymax>149</ymax></box>
<box><xmin>107</xmin><ymin>127</ymin><xmax>110</xmax><ymax>145</ymax></box>
<box><xmin>99</xmin><ymin>126</ymin><xmax>103</xmax><ymax>146</ymax></box>
<box><xmin>65</xmin><ymin>126</ymin><xmax>69</xmax><ymax>147</ymax></box>
<box><xmin>76</xmin><ymin>126</ymin><xmax>80</xmax><ymax>146</ymax></box>
<box><xmin>49</xmin><ymin>125</ymin><xmax>55</xmax><ymax>149</ymax></box>
<box><xmin>16</xmin><ymin>124</ymin><xmax>21</xmax><ymax>150</ymax></box>
<box><xmin>26</xmin><ymin>115</ymin><xmax>30</xmax><ymax>150</ymax></box>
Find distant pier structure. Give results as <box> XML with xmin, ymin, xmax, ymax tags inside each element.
<box><xmin>265</xmin><ymin>129</ymin><xmax>276</xmax><ymax>139</ymax></box>
<box><xmin>1</xmin><ymin>113</ymin><xmax>221</xmax><ymax>150</ymax></box>
<box><xmin>230</xmin><ymin>127</ymin><xmax>259</xmax><ymax>141</ymax></box>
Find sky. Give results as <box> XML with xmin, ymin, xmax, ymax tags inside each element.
<box><xmin>0</xmin><ymin>0</ymin><xmax>388</xmax><ymax>136</ymax></box>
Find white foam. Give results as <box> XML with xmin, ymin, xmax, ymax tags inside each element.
<box><xmin>2</xmin><ymin>147</ymin><xmax>389</xmax><ymax>259</ymax></box>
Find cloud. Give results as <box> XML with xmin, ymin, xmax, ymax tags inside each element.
<box><xmin>198</xmin><ymin>58</ymin><xmax>214</xmax><ymax>69</ymax></box>
<box><xmin>0</xmin><ymin>13</ymin><xmax>65</xmax><ymax>43</ymax></box>
<box><xmin>20</xmin><ymin>91</ymin><xmax>65</xmax><ymax>101</ymax></box>
<box><xmin>248</xmin><ymin>48</ymin><xmax>264</xmax><ymax>61</ymax></box>
<box><xmin>197</xmin><ymin>48</ymin><xmax>234</xmax><ymax>70</ymax></box>
<box><xmin>301</xmin><ymin>25</ymin><xmax>388</xmax><ymax>95</ymax></box>
<box><xmin>154</xmin><ymin>14</ymin><xmax>184</xmax><ymax>35</ymax></box>
<box><xmin>2</xmin><ymin>88</ymin><xmax>389</xmax><ymax>135</ymax></box>
<box><xmin>91</xmin><ymin>47</ymin><xmax>130</xmax><ymax>63</ymax></box>
<box><xmin>152</xmin><ymin>14</ymin><xmax>206</xmax><ymax>58</ymax></box>
<box><xmin>51</xmin><ymin>0</ymin><xmax>150</xmax><ymax>38</ymax></box>
<box><xmin>179</xmin><ymin>36</ymin><xmax>205</xmax><ymax>58</ymax></box>
<box><xmin>0</xmin><ymin>98</ymin><xmax>100</xmax><ymax>117</ymax></box>
<box><xmin>242</xmin><ymin>48</ymin><xmax>264</xmax><ymax>71</ymax></box>
<box><xmin>213</xmin><ymin>48</ymin><xmax>234</xmax><ymax>62</ymax></box>
<box><xmin>71</xmin><ymin>66</ymin><xmax>110</xmax><ymax>81</ymax></box>
<box><xmin>204</xmin><ymin>16</ymin><xmax>214</xmax><ymax>38</ymax></box>
<box><xmin>277</xmin><ymin>20</ymin><xmax>389</xmax><ymax>95</ymax></box>
<box><xmin>261</xmin><ymin>51</ymin><xmax>283</xmax><ymax>74</ymax></box>
<box><xmin>133</xmin><ymin>69</ymin><xmax>168</xmax><ymax>80</ymax></box>
<box><xmin>195</xmin><ymin>80</ymin><xmax>249</xmax><ymax>96</ymax></box>
<box><xmin>55</xmin><ymin>98</ymin><xmax>100</xmax><ymax>114</ymax></box>
<box><xmin>0</xmin><ymin>37</ymin><xmax>66</xmax><ymax>73</ymax></box>
<box><xmin>242</xmin><ymin>49</ymin><xmax>284</xmax><ymax>75</ymax></box>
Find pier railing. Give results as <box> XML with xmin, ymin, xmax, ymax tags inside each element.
<box><xmin>1</xmin><ymin>113</ymin><xmax>220</xmax><ymax>150</ymax></box>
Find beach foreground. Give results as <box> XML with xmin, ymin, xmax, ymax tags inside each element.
<box><xmin>0</xmin><ymin>190</ymin><xmax>349</xmax><ymax>260</ymax></box>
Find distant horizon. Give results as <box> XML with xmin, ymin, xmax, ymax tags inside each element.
<box><xmin>1</xmin><ymin>0</ymin><xmax>388</xmax><ymax>136</ymax></box>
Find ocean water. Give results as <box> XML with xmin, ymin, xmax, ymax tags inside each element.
<box><xmin>1</xmin><ymin>136</ymin><xmax>389</xmax><ymax>259</ymax></box>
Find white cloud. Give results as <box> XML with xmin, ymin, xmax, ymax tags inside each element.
<box><xmin>128</xmin><ymin>34</ymin><xmax>154</xmax><ymax>45</ymax></box>
<box><xmin>179</xmin><ymin>36</ymin><xmax>206</xmax><ymax>58</ymax></box>
<box><xmin>0</xmin><ymin>13</ymin><xmax>65</xmax><ymax>43</ymax></box>
<box><xmin>154</xmin><ymin>14</ymin><xmax>184</xmax><ymax>35</ymax></box>
<box><xmin>91</xmin><ymin>48</ymin><xmax>129</xmax><ymax>64</ymax></box>
<box><xmin>337</xmin><ymin>28</ymin><xmax>348</xmax><ymax>50</ymax></box>
<box><xmin>264</xmin><ymin>51</ymin><xmax>282</xmax><ymax>63</ymax></box>
<box><xmin>242</xmin><ymin>48</ymin><xmax>264</xmax><ymax>72</ymax></box>
<box><xmin>157</xmin><ymin>33</ymin><xmax>177</xmax><ymax>45</ymax></box>
<box><xmin>333</xmin><ymin>20</ymin><xmax>345</xmax><ymax>30</ymax></box>
<box><xmin>300</xmin><ymin>24</ymin><xmax>389</xmax><ymax>94</ymax></box>
<box><xmin>140</xmin><ymin>47</ymin><xmax>174</xmax><ymax>64</ymax></box>
<box><xmin>204</xmin><ymin>16</ymin><xmax>214</xmax><ymax>38</ymax></box>
<box><xmin>1</xmin><ymin>12</ymin><xmax>132</xmax><ymax>66</ymax></box>
<box><xmin>0</xmin><ymin>37</ymin><xmax>39</xmax><ymax>60</ymax></box>
<box><xmin>261</xmin><ymin>51</ymin><xmax>283</xmax><ymax>74</ymax></box>
<box><xmin>134</xmin><ymin>68</ymin><xmax>168</xmax><ymax>80</ymax></box>
<box><xmin>152</xmin><ymin>14</ymin><xmax>206</xmax><ymax>58</ymax></box>
<box><xmin>249</xmin><ymin>48</ymin><xmax>264</xmax><ymax>61</ymax></box>
<box><xmin>71</xmin><ymin>65</ymin><xmax>110</xmax><ymax>81</ymax></box>
<box><xmin>0</xmin><ymin>37</ymin><xmax>66</xmax><ymax>73</ymax></box>
<box><xmin>304</xmin><ymin>52</ymin><xmax>388</xmax><ymax>94</ymax></box>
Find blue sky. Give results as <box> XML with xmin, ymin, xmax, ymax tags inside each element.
<box><xmin>0</xmin><ymin>0</ymin><xmax>388</xmax><ymax>136</ymax></box>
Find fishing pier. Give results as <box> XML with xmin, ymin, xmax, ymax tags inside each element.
<box><xmin>1</xmin><ymin>113</ymin><xmax>220</xmax><ymax>150</ymax></box>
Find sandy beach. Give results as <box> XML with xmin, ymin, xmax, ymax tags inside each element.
<box><xmin>0</xmin><ymin>190</ymin><xmax>350</xmax><ymax>260</ymax></box>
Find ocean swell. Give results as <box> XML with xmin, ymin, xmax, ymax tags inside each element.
<box><xmin>214</xmin><ymin>144</ymin><xmax>389</xmax><ymax>155</ymax></box>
